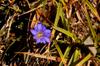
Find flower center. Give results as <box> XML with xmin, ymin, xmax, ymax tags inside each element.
<box><xmin>37</xmin><ymin>32</ymin><xmax>43</xmax><ymax>38</ymax></box>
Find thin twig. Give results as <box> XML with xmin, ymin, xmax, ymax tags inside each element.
<box><xmin>18</xmin><ymin>4</ymin><xmax>44</xmax><ymax>17</ymax></box>
<box><xmin>15</xmin><ymin>52</ymin><xmax>66</xmax><ymax>62</ymax></box>
<box><xmin>6</xmin><ymin>13</ymin><xmax>17</xmax><ymax>40</ymax></box>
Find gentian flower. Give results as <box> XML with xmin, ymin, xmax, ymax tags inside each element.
<box><xmin>30</xmin><ymin>22</ymin><xmax>51</xmax><ymax>44</ymax></box>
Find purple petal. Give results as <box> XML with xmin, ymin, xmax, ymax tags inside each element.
<box><xmin>34</xmin><ymin>23</ymin><xmax>46</xmax><ymax>31</ymax></box>
<box><xmin>44</xmin><ymin>29</ymin><xmax>51</xmax><ymax>37</ymax></box>
<box><xmin>33</xmin><ymin>36</ymin><xmax>38</xmax><ymax>40</ymax></box>
<box><xmin>34</xmin><ymin>23</ymin><xmax>42</xmax><ymax>31</ymax></box>
<box><xmin>40</xmin><ymin>38</ymin><xmax>46</xmax><ymax>44</ymax></box>
<box><xmin>37</xmin><ymin>23</ymin><xmax>43</xmax><ymax>31</ymax></box>
<box><xmin>30</xmin><ymin>30</ymin><xmax>37</xmax><ymax>35</ymax></box>
<box><xmin>44</xmin><ymin>29</ymin><xmax>51</xmax><ymax>33</ymax></box>
<box><xmin>44</xmin><ymin>37</ymin><xmax>50</xmax><ymax>43</ymax></box>
<box><xmin>42</xmin><ymin>26</ymin><xmax>46</xmax><ymax>31</ymax></box>
<box><xmin>36</xmin><ymin>39</ymin><xmax>41</xmax><ymax>43</ymax></box>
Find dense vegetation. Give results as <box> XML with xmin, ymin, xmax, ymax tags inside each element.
<box><xmin>0</xmin><ymin>0</ymin><xmax>100</xmax><ymax>66</ymax></box>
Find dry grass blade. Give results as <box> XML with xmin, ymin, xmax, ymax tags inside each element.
<box><xmin>15</xmin><ymin>52</ymin><xmax>66</xmax><ymax>62</ymax></box>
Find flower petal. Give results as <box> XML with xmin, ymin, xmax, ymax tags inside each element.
<box><xmin>33</xmin><ymin>36</ymin><xmax>38</xmax><ymax>40</ymax></box>
<box><xmin>40</xmin><ymin>38</ymin><xmax>46</xmax><ymax>44</ymax></box>
<box><xmin>34</xmin><ymin>23</ymin><xmax>42</xmax><ymax>31</ymax></box>
<box><xmin>44</xmin><ymin>29</ymin><xmax>51</xmax><ymax>37</ymax></box>
<box><xmin>44</xmin><ymin>37</ymin><xmax>50</xmax><ymax>43</ymax></box>
<box><xmin>37</xmin><ymin>23</ymin><xmax>43</xmax><ymax>31</ymax></box>
<box><xmin>36</xmin><ymin>39</ymin><xmax>41</xmax><ymax>43</ymax></box>
<box><xmin>30</xmin><ymin>30</ymin><xmax>37</xmax><ymax>35</ymax></box>
<box><xmin>42</xmin><ymin>25</ymin><xmax>46</xmax><ymax>31</ymax></box>
<box><xmin>44</xmin><ymin>29</ymin><xmax>51</xmax><ymax>33</ymax></box>
<box><xmin>34</xmin><ymin>22</ymin><xmax>46</xmax><ymax>31</ymax></box>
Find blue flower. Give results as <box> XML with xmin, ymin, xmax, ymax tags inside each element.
<box><xmin>30</xmin><ymin>22</ymin><xmax>51</xmax><ymax>44</ymax></box>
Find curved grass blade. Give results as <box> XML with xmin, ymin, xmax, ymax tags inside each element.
<box><xmin>53</xmin><ymin>26</ymin><xmax>80</xmax><ymax>42</ymax></box>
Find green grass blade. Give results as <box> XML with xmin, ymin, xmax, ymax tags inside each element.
<box><xmin>59</xmin><ymin>46</ymin><xmax>72</xmax><ymax>66</ymax></box>
<box><xmin>53</xmin><ymin>40</ymin><xmax>66</xmax><ymax>65</ymax></box>
<box><xmin>83</xmin><ymin>0</ymin><xmax>100</xmax><ymax>21</ymax></box>
<box><xmin>84</xmin><ymin>5</ymin><xmax>97</xmax><ymax>47</ymax></box>
<box><xmin>67</xmin><ymin>48</ymin><xmax>80</xmax><ymax>66</ymax></box>
<box><xmin>73</xmin><ymin>48</ymin><xmax>80</xmax><ymax>62</ymax></box>
<box><xmin>76</xmin><ymin>53</ymin><xmax>92</xmax><ymax>66</ymax></box>
<box><xmin>53</xmin><ymin>26</ymin><xmax>79</xmax><ymax>42</ymax></box>
<box><xmin>52</xmin><ymin>2</ymin><xmax>61</xmax><ymax>36</ymax></box>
